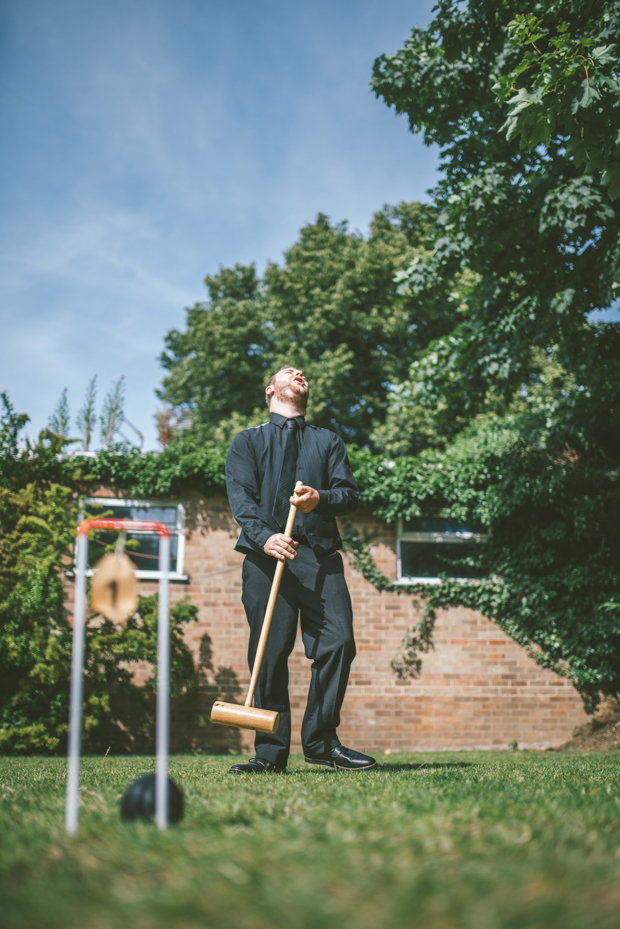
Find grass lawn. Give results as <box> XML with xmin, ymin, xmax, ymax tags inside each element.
<box><xmin>1</xmin><ymin>751</ymin><xmax>619</xmax><ymax>929</ymax></box>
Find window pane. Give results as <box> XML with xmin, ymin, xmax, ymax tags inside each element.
<box><xmin>402</xmin><ymin>516</ymin><xmax>485</xmax><ymax>534</ymax></box>
<box><xmin>88</xmin><ymin>531</ymin><xmax>178</xmax><ymax>573</ymax></box>
<box><xmin>400</xmin><ymin>541</ymin><xmax>485</xmax><ymax>579</ymax></box>
<box><xmin>127</xmin><ymin>505</ymin><xmax>178</xmax><ymax>526</ymax></box>
<box><xmin>85</xmin><ymin>501</ymin><xmax>178</xmax><ymax>527</ymax></box>
<box><xmin>84</xmin><ymin>502</ymin><xmax>180</xmax><ymax>572</ymax></box>
<box><xmin>85</xmin><ymin>503</ymin><xmax>132</xmax><ymax>522</ymax></box>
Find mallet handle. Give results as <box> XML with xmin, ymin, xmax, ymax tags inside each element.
<box><xmin>245</xmin><ymin>480</ymin><xmax>304</xmax><ymax>708</ymax></box>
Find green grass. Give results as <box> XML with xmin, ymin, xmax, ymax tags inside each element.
<box><xmin>1</xmin><ymin>752</ymin><xmax>619</xmax><ymax>929</ymax></box>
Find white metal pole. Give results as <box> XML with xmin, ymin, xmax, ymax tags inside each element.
<box><xmin>155</xmin><ymin>534</ymin><xmax>171</xmax><ymax>830</ymax></box>
<box><xmin>66</xmin><ymin>532</ymin><xmax>88</xmax><ymax>834</ymax></box>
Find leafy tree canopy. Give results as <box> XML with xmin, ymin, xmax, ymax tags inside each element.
<box><xmin>159</xmin><ymin>204</ymin><xmax>463</xmax><ymax>448</ymax></box>
<box><xmin>372</xmin><ymin>0</ymin><xmax>620</xmax><ymax>460</ymax></box>
<box><xmin>365</xmin><ymin>0</ymin><xmax>620</xmax><ymax>703</ymax></box>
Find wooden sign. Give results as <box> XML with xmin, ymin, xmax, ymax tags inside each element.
<box><xmin>90</xmin><ymin>552</ymin><xmax>138</xmax><ymax>623</ymax></box>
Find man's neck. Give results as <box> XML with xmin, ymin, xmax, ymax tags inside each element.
<box><xmin>269</xmin><ymin>398</ymin><xmax>306</xmax><ymax>418</ymax></box>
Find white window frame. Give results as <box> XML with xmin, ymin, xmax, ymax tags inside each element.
<box><xmin>81</xmin><ymin>497</ymin><xmax>188</xmax><ymax>581</ymax></box>
<box><xmin>395</xmin><ymin>517</ymin><xmax>489</xmax><ymax>585</ymax></box>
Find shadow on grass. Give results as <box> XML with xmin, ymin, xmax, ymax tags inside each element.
<box><xmin>379</xmin><ymin>762</ymin><xmax>475</xmax><ymax>772</ymax></box>
<box><xmin>285</xmin><ymin>762</ymin><xmax>476</xmax><ymax>774</ymax></box>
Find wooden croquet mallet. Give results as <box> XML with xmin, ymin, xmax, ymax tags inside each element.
<box><xmin>211</xmin><ymin>480</ymin><xmax>304</xmax><ymax>734</ymax></box>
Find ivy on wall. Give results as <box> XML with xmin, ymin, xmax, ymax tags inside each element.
<box><xmin>0</xmin><ymin>397</ymin><xmax>204</xmax><ymax>754</ymax></box>
<box><xmin>347</xmin><ymin>413</ymin><xmax>620</xmax><ymax>711</ymax></box>
<box><xmin>338</xmin><ymin>523</ymin><xmax>437</xmax><ymax>679</ymax></box>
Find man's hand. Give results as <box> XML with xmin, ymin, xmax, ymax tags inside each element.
<box><xmin>290</xmin><ymin>485</ymin><xmax>320</xmax><ymax>513</ymax></box>
<box><xmin>264</xmin><ymin>533</ymin><xmax>299</xmax><ymax>561</ymax></box>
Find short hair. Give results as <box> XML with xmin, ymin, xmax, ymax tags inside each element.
<box><xmin>265</xmin><ymin>365</ymin><xmax>295</xmax><ymax>407</ymax></box>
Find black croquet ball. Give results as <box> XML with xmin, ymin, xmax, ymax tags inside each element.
<box><xmin>120</xmin><ymin>774</ymin><xmax>184</xmax><ymax>824</ymax></box>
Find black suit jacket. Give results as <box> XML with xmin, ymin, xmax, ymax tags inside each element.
<box><xmin>225</xmin><ymin>412</ymin><xmax>358</xmax><ymax>558</ymax></box>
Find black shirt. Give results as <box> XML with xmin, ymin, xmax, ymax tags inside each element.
<box><xmin>225</xmin><ymin>412</ymin><xmax>359</xmax><ymax>557</ymax></box>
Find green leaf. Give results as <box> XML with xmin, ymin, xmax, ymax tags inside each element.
<box><xmin>591</xmin><ymin>45</ymin><xmax>617</xmax><ymax>64</ymax></box>
<box><xmin>601</xmin><ymin>162</ymin><xmax>620</xmax><ymax>200</ymax></box>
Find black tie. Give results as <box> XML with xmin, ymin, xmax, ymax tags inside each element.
<box><xmin>273</xmin><ymin>419</ymin><xmax>299</xmax><ymax>530</ymax></box>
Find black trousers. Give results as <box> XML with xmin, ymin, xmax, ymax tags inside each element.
<box><xmin>241</xmin><ymin>545</ymin><xmax>356</xmax><ymax>766</ymax></box>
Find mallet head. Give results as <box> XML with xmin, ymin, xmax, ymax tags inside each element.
<box><xmin>210</xmin><ymin>701</ymin><xmax>279</xmax><ymax>734</ymax></box>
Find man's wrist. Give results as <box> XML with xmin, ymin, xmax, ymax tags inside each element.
<box><xmin>256</xmin><ymin>528</ymin><xmax>276</xmax><ymax>549</ymax></box>
<box><xmin>314</xmin><ymin>490</ymin><xmax>327</xmax><ymax>514</ymax></box>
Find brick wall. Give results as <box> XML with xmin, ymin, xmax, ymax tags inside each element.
<box><xmin>87</xmin><ymin>490</ymin><xmax>588</xmax><ymax>753</ymax></box>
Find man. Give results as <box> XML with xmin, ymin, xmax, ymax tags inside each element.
<box><xmin>225</xmin><ymin>365</ymin><xmax>377</xmax><ymax>773</ymax></box>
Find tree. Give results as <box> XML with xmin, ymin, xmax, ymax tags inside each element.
<box><xmin>0</xmin><ymin>393</ymin><xmax>29</xmax><ymax>456</ymax></box>
<box><xmin>495</xmin><ymin>3</ymin><xmax>620</xmax><ymax>199</ymax></box>
<box><xmin>371</xmin><ymin>0</ymin><xmax>620</xmax><ymax>460</ymax></box>
<box><xmin>76</xmin><ymin>375</ymin><xmax>97</xmax><ymax>451</ymax></box>
<box><xmin>48</xmin><ymin>389</ymin><xmax>71</xmax><ymax>443</ymax></box>
<box><xmin>159</xmin><ymin>204</ymin><xmax>462</xmax><ymax>448</ymax></box>
<box><xmin>361</xmin><ymin>0</ymin><xmax>620</xmax><ymax>705</ymax></box>
<box><xmin>100</xmin><ymin>376</ymin><xmax>125</xmax><ymax>450</ymax></box>
<box><xmin>155</xmin><ymin>407</ymin><xmax>175</xmax><ymax>448</ymax></box>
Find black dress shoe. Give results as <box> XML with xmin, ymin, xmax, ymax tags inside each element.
<box><xmin>304</xmin><ymin>744</ymin><xmax>377</xmax><ymax>771</ymax></box>
<box><xmin>229</xmin><ymin>757</ymin><xmax>286</xmax><ymax>774</ymax></box>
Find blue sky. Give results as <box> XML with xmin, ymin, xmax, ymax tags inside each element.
<box><xmin>0</xmin><ymin>0</ymin><xmax>441</xmax><ymax>448</ymax></box>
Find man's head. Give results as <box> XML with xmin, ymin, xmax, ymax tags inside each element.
<box><xmin>265</xmin><ymin>366</ymin><xmax>309</xmax><ymax>413</ymax></box>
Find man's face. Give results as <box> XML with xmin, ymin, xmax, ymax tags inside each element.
<box><xmin>271</xmin><ymin>367</ymin><xmax>309</xmax><ymax>406</ymax></box>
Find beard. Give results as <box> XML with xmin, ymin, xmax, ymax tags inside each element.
<box><xmin>273</xmin><ymin>378</ymin><xmax>309</xmax><ymax>412</ymax></box>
